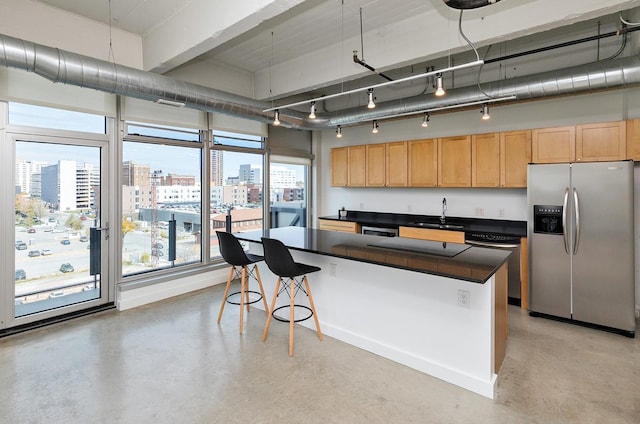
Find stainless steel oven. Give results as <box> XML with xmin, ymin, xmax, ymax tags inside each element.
<box><xmin>465</xmin><ymin>232</ymin><xmax>521</xmax><ymax>305</ymax></box>
<box><xmin>361</xmin><ymin>226</ymin><xmax>399</xmax><ymax>237</ymax></box>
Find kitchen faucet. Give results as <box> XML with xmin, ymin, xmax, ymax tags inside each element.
<box><xmin>440</xmin><ymin>197</ymin><xmax>447</xmax><ymax>224</ymax></box>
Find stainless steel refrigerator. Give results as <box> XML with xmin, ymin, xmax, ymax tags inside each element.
<box><xmin>527</xmin><ymin>161</ymin><xmax>635</xmax><ymax>336</ymax></box>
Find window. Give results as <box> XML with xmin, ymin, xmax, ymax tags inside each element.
<box><xmin>9</xmin><ymin>103</ymin><xmax>106</xmax><ymax>134</ymax></box>
<box><xmin>122</xmin><ymin>123</ymin><xmax>203</xmax><ymax>277</ymax></box>
<box><xmin>270</xmin><ymin>158</ymin><xmax>309</xmax><ymax>229</ymax></box>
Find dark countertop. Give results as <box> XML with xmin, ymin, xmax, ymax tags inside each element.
<box><xmin>320</xmin><ymin>211</ymin><xmax>527</xmax><ymax>237</ymax></box>
<box><xmin>235</xmin><ymin>226</ymin><xmax>511</xmax><ymax>284</ymax></box>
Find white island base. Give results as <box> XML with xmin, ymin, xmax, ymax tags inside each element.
<box><xmin>248</xmin><ymin>244</ymin><xmax>508</xmax><ymax>399</ymax></box>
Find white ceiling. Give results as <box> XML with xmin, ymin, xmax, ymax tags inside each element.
<box><xmin>35</xmin><ymin>0</ymin><xmax>640</xmax><ymax>103</ymax></box>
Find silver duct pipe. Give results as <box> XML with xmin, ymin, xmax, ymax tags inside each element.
<box><xmin>1</xmin><ymin>33</ymin><xmax>640</xmax><ymax>131</ymax></box>
<box><xmin>322</xmin><ymin>54</ymin><xmax>640</xmax><ymax>128</ymax></box>
<box><xmin>0</xmin><ymin>33</ymin><xmax>306</xmax><ymax>128</ymax></box>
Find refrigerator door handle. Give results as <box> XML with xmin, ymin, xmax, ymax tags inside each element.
<box><xmin>573</xmin><ymin>188</ymin><xmax>580</xmax><ymax>255</ymax></box>
<box><xmin>562</xmin><ymin>188</ymin><xmax>569</xmax><ymax>254</ymax></box>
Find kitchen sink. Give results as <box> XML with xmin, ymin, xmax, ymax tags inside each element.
<box><xmin>412</xmin><ymin>222</ymin><xmax>464</xmax><ymax>230</ymax></box>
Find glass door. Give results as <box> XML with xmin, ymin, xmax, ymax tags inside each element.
<box><xmin>12</xmin><ymin>139</ymin><xmax>110</xmax><ymax>322</ymax></box>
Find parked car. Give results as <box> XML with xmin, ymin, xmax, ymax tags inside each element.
<box><xmin>151</xmin><ymin>249</ymin><xmax>164</xmax><ymax>257</ymax></box>
<box><xmin>60</xmin><ymin>239</ymin><xmax>71</xmax><ymax>245</ymax></box>
<box><xmin>152</xmin><ymin>243</ymin><xmax>164</xmax><ymax>249</ymax></box>
<box><xmin>28</xmin><ymin>250</ymin><xmax>41</xmax><ymax>257</ymax></box>
<box><xmin>49</xmin><ymin>291</ymin><xmax>64</xmax><ymax>298</ymax></box>
<box><xmin>79</xmin><ymin>235</ymin><xmax>89</xmax><ymax>242</ymax></box>
<box><xmin>41</xmin><ymin>248</ymin><xmax>52</xmax><ymax>256</ymax></box>
<box><xmin>27</xmin><ymin>228</ymin><xmax>36</xmax><ymax>233</ymax></box>
<box><xmin>15</xmin><ymin>243</ymin><xmax>28</xmax><ymax>250</ymax></box>
<box><xmin>15</xmin><ymin>269</ymin><xmax>26</xmax><ymax>280</ymax></box>
<box><xmin>59</xmin><ymin>263</ymin><xmax>74</xmax><ymax>273</ymax></box>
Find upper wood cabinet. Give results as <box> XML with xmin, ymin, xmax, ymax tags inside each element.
<box><xmin>347</xmin><ymin>145</ymin><xmax>366</xmax><ymax>187</ymax></box>
<box><xmin>472</xmin><ymin>133</ymin><xmax>501</xmax><ymax>188</ymax></box>
<box><xmin>408</xmin><ymin>139</ymin><xmax>438</xmax><ymax>187</ymax></box>
<box><xmin>438</xmin><ymin>135</ymin><xmax>471</xmax><ymax>187</ymax></box>
<box><xmin>576</xmin><ymin>121</ymin><xmax>626</xmax><ymax>162</ymax></box>
<box><xmin>366</xmin><ymin>143</ymin><xmax>386</xmax><ymax>187</ymax></box>
<box><xmin>532</xmin><ymin>126</ymin><xmax>575</xmax><ymax>163</ymax></box>
<box><xmin>501</xmin><ymin>130</ymin><xmax>531</xmax><ymax>188</ymax></box>
<box><xmin>386</xmin><ymin>141</ymin><xmax>408</xmax><ymax>187</ymax></box>
<box><xmin>330</xmin><ymin>147</ymin><xmax>348</xmax><ymax>187</ymax></box>
<box><xmin>627</xmin><ymin>119</ymin><xmax>640</xmax><ymax>160</ymax></box>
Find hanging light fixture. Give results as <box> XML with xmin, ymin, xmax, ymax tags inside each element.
<box><xmin>309</xmin><ymin>101</ymin><xmax>317</xmax><ymax>119</ymax></box>
<box><xmin>336</xmin><ymin>125</ymin><xmax>343</xmax><ymax>138</ymax></box>
<box><xmin>372</xmin><ymin>120</ymin><xmax>379</xmax><ymax>133</ymax></box>
<box><xmin>421</xmin><ymin>112</ymin><xmax>430</xmax><ymax>128</ymax></box>
<box><xmin>273</xmin><ymin>110</ymin><xmax>281</xmax><ymax>126</ymax></box>
<box><xmin>367</xmin><ymin>89</ymin><xmax>376</xmax><ymax>109</ymax></box>
<box><xmin>481</xmin><ymin>103</ymin><xmax>490</xmax><ymax>120</ymax></box>
<box><xmin>435</xmin><ymin>73</ymin><xmax>445</xmax><ymax>96</ymax></box>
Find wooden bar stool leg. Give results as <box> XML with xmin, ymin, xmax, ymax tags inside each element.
<box><xmin>304</xmin><ymin>275</ymin><xmax>323</xmax><ymax>341</ymax></box>
<box><xmin>262</xmin><ymin>277</ymin><xmax>281</xmax><ymax>342</ymax></box>
<box><xmin>254</xmin><ymin>265</ymin><xmax>269</xmax><ymax>312</ymax></box>
<box><xmin>289</xmin><ymin>278</ymin><xmax>295</xmax><ymax>356</ymax></box>
<box><xmin>239</xmin><ymin>267</ymin><xmax>247</xmax><ymax>334</ymax></box>
<box><xmin>217</xmin><ymin>265</ymin><xmax>235</xmax><ymax>323</ymax></box>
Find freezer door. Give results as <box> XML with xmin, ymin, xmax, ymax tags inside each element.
<box><xmin>571</xmin><ymin>161</ymin><xmax>636</xmax><ymax>331</ymax></box>
<box><xmin>527</xmin><ymin>164</ymin><xmax>572</xmax><ymax>318</ymax></box>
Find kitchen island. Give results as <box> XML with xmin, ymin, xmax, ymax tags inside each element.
<box><xmin>235</xmin><ymin>226</ymin><xmax>510</xmax><ymax>398</ymax></box>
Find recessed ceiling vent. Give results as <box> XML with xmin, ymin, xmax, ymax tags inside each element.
<box><xmin>443</xmin><ymin>0</ymin><xmax>501</xmax><ymax>9</ymax></box>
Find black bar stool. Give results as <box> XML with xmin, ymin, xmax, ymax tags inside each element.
<box><xmin>260</xmin><ymin>237</ymin><xmax>323</xmax><ymax>356</ymax></box>
<box><xmin>216</xmin><ymin>231</ymin><xmax>269</xmax><ymax>334</ymax></box>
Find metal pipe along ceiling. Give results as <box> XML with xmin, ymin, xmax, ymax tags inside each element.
<box><xmin>1</xmin><ymin>33</ymin><xmax>640</xmax><ymax>131</ymax></box>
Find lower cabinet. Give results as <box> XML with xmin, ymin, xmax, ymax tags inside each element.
<box><xmin>398</xmin><ymin>226</ymin><xmax>465</xmax><ymax>243</ymax></box>
<box><xmin>318</xmin><ymin>219</ymin><xmax>361</xmax><ymax>233</ymax></box>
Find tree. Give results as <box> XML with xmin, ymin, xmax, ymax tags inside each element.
<box><xmin>65</xmin><ymin>215</ymin><xmax>83</xmax><ymax>231</ymax></box>
<box><xmin>122</xmin><ymin>219</ymin><xmax>135</xmax><ymax>240</ymax></box>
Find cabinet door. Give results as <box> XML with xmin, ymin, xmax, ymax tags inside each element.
<box><xmin>438</xmin><ymin>135</ymin><xmax>471</xmax><ymax>187</ymax></box>
<box><xmin>347</xmin><ymin>145</ymin><xmax>366</xmax><ymax>187</ymax></box>
<box><xmin>366</xmin><ymin>143</ymin><xmax>386</xmax><ymax>187</ymax></box>
<box><xmin>408</xmin><ymin>139</ymin><xmax>437</xmax><ymax>187</ymax></box>
<box><xmin>472</xmin><ymin>133</ymin><xmax>500</xmax><ymax>187</ymax></box>
<box><xmin>330</xmin><ymin>147</ymin><xmax>348</xmax><ymax>187</ymax></box>
<box><xmin>576</xmin><ymin>121</ymin><xmax>626</xmax><ymax>162</ymax></box>
<box><xmin>627</xmin><ymin>119</ymin><xmax>640</xmax><ymax>160</ymax></box>
<box><xmin>500</xmin><ymin>130</ymin><xmax>531</xmax><ymax>188</ymax></box>
<box><xmin>532</xmin><ymin>126</ymin><xmax>575</xmax><ymax>163</ymax></box>
<box><xmin>386</xmin><ymin>141</ymin><xmax>408</xmax><ymax>187</ymax></box>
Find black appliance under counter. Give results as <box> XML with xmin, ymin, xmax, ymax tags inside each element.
<box><xmin>235</xmin><ymin>226</ymin><xmax>510</xmax><ymax>284</ymax></box>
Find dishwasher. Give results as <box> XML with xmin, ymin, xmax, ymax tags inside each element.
<box><xmin>464</xmin><ymin>231</ymin><xmax>522</xmax><ymax>306</ymax></box>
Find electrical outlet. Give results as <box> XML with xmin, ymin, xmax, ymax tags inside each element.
<box><xmin>329</xmin><ymin>263</ymin><xmax>337</xmax><ymax>277</ymax></box>
<box><xmin>498</xmin><ymin>208</ymin><xmax>505</xmax><ymax>218</ymax></box>
<box><xmin>458</xmin><ymin>289</ymin><xmax>471</xmax><ymax>308</ymax></box>
<box><xmin>474</xmin><ymin>208</ymin><xmax>484</xmax><ymax>217</ymax></box>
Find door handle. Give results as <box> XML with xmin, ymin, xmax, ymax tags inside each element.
<box><xmin>562</xmin><ymin>188</ymin><xmax>569</xmax><ymax>254</ymax></box>
<box><xmin>573</xmin><ymin>189</ymin><xmax>580</xmax><ymax>255</ymax></box>
<box><xmin>95</xmin><ymin>223</ymin><xmax>109</xmax><ymax>240</ymax></box>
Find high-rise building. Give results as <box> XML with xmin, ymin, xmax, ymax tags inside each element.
<box><xmin>269</xmin><ymin>165</ymin><xmax>297</xmax><ymax>189</ymax></box>
<box><xmin>211</xmin><ymin>150</ymin><xmax>223</xmax><ymax>186</ymax></box>
<box><xmin>238</xmin><ymin>164</ymin><xmax>262</xmax><ymax>185</ymax></box>
<box><xmin>41</xmin><ymin>160</ymin><xmax>77</xmax><ymax>211</ymax></box>
<box><xmin>122</xmin><ymin>161</ymin><xmax>150</xmax><ymax>187</ymax></box>
<box><xmin>15</xmin><ymin>160</ymin><xmax>46</xmax><ymax>194</ymax></box>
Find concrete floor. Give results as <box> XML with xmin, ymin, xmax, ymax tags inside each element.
<box><xmin>1</xmin><ymin>283</ymin><xmax>639</xmax><ymax>424</ymax></box>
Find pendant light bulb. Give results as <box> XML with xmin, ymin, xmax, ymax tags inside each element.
<box><xmin>273</xmin><ymin>110</ymin><xmax>281</xmax><ymax>126</ymax></box>
<box><xmin>336</xmin><ymin>125</ymin><xmax>343</xmax><ymax>138</ymax></box>
<box><xmin>481</xmin><ymin>103</ymin><xmax>490</xmax><ymax>120</ymax></box>
<box><xmin>309</xmin><ymin>101</ymin><xmax>316</xmax><ymax>119</ymax></box>
<box><xmin>372</xmin><ymin>120</ymin><xmax>379</xmax><ymax>134</ymax></box>
<box><xmin>421</xmin><ymin>112</ymin><xmax>430</xmax><ymax>128</ymax></box>
<box><xmin>435</xmin><ymin>74</ymin><xmax>445</xmax><ymax>97</ymax></box>
<box><xmin>367</xmin><ymin>89</ymin><xmax>376</xmax><ymax>109</ymax></box>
